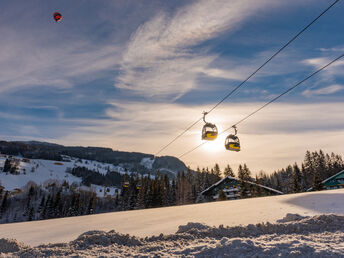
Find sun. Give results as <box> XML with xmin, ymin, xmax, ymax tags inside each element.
<box><xmin>201</xmin><ymin>134</ymin><xmax>226</xmax><ymax>153</ymax></box>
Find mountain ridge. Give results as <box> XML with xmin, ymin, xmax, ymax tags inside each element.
<box><xmin>0</xmin><ymin>140</ymin><xmax>187</xmax><ymax>177</ymax></box>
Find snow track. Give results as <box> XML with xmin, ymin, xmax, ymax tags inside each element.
<box><xmin>0</xmin><ymin>189</ymin><xmax>343</xmax><ymax>248</ymax></box>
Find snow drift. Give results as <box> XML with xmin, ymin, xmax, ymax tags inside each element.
<box><xmin>1</xmin><ymin>214</ymin><xmax>343</xmax><ymax>257</ymax></box>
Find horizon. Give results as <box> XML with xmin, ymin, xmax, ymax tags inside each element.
<box><xmin>0</xmin><ymin>139</ymin><xmax>341</xmax><ymax>176</ymax></box>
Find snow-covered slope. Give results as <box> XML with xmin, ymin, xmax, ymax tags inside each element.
<box><xmin>0</xmin><ymin>155</ymin><xmax>127</xmax><ymax>197</ymax></box>
<box><xmin>0</xmin><ymin>189</ymin><xmax>343</xmax><ymax>247</ymax></box>
<box><xmin>0</xmin><ymin>141</ymin><xmax>188</xmax><ymax>177</ymax></box>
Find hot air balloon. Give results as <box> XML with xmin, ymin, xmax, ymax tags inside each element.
<box><xmin>53</xmin><ymin>12</ymin><xmax>62</xmax><ymax>22</ymax></box>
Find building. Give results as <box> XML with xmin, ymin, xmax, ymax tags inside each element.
<box><xmin>308</xmin><ymin>170</ymin><xmax>344</xmax><ymax>191</ymax></box>
<box><xmin>199</xmin><ymin>176</ymin><xmax>283</xmax><ymax>202</ymax></box>
<box><xmin>323</xmin><ymin>170</ymin><xmax>344</xmax><ymax>189</ymax></box>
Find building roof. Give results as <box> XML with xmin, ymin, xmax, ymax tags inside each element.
<box><xmin>201</xmin><ymin>176</ymin><xmax>283</xmax><ymax>195</ymax></box>
<box><xmin>322</xmin><ymin>170</ymin><xmax>344</xmax><ymax>184</ymax></box>
<box><xmin>307</xmin><ymin>170</ymin><xmax>344</xmax><ymax>191</ymax></box>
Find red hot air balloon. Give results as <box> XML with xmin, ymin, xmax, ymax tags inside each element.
<box><xmin>53</xmin><ymin>12</ymin><xmax>62</xmax><ymax>22</ymax></box>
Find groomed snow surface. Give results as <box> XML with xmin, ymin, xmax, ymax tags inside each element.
<box><xmin>0</xmin><ymin>189</ymin><xmax>344</xmax><ymax>257</ymax></box>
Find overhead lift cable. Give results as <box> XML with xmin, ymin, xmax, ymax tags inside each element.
<box><xmin>178</xmin><ymin>53</ymin><xmax>344</xmax><ymax>159</ymax></box>
<box><xmin>154</xmin><ymin>0</ymin><xmax>340</xmax><ymax>156</ymax></box>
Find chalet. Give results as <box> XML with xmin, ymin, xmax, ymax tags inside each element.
<box><xmin>308</xmin><ymin>170</ymin><xmax>344</xmax><ymax>191</ymax></box>
<box><xmin>199</xmin><ymin>176</ymin><xmax>283</xmax><ymax>202</ymax></box>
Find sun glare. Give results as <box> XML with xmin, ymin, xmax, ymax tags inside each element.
<box><xmin>201</xmin><ymin>134</ymin><xmax>227</xmax><ymax>153</ymax></box>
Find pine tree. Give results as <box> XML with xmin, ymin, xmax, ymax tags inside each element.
<box><xmin>284</xmin><ymin>165</ymin><xmax>293</xmax><ymax>193</ymax></box>
<box><xmin>3</xmin><ymin>159</ymin><xmax>11</xmax><ymax>173</ymax></box>
<box><xmin>224</xmin><ymin>164</ymin><xmax>235</xmax><ymax>177</ymax></box>
<box><xmin>213</xmin><ymin>164</ymin><xmax>221</xmax><ymax>178</ymax></box>
<box><xmin>54</xmin><ymin>190</ymin><xmax>62</xmax><ymax>217</ymax></box>
<box><xmin>88</xmin><ymin>193</ymin><xmax>96</xmax><ymax>214</ymax></box>
<box><xmin>38</xmin><ymin>196</ymin><xmax>45</xmax><ymax>215</ymax></box>
<box><xmin>238</xmin><ymin>165</ymin><xmax>250</xmax><ymax>198</ymax></box>
<box><xmin>41</xmin><ymin>195</ymin><xmax>49</xmax><ymax>219</ymax></box>
<box><xmin>253</xmin><ymin>175</ymin><xmax>263</xmax><ymax>197</ymax></box>
<box><xmin>28</xmin><ymin>207</ymin><xmax>34</xmax><ymax>221</ymax></box>
<box><xmin>312</xmin><ymin>170</ymin><xmax>324</xmax><ymax>191</ymax></box>
<box><xmin>291</xmin><ymin>163</ymin><xmax>302</xmax><ymax>193</ymax></box>
<box><xmin>0</xmin><ymin>191</ymin><xmax>9</xmax><ymax>218</ymax></box>
<box><xmin>243</xmin><ymin>164</ymin><xmax>251</xmax><ymax>180</ymax></box>
<box><xmin>303</xmin><ymin>150</ymin><xmax>314</xmax><ymax>189</ymax></box>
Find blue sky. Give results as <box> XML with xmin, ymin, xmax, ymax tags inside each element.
<box><xmin>0</xmin><ymin>0</ymin><xmax>343</xmax><ymax>173</ymax></box>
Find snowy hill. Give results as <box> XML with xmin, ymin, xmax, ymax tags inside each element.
<box><xmin>0</xmin><ymin>152</ymin><xmax>187</xmax><ymax>197</ymax></box>
<box><xmin>0</xmin><ymin>189</ymin><xmax>343</xmax><ymax>248</ymax></box>
<box><xmin>0</xmin><ymin>140</ymin><xmax>188</xmax><ymax>177</ymax></box>
<box><xmin>0</xmin><ymin>155</ymin><xmax>131</xmax><ymax>197</ymax></box>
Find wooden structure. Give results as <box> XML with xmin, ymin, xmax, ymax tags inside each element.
<box><xmin>200</xmin><ymin>176</ymin><xmax>283</xmax><ymax>202</ymax></box>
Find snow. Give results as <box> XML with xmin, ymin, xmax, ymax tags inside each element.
<box><xmin>140</xmin><ymin>157</ymin><xmax>154</xmax><ymax>170</ymax></box>
<box><xmin>0</xmin><ymin>156</ymin><xmax>120</xmax><ymax>197</ymax></box>
<box><xmin>0</xmin><ymin>188</ymin><xmax>343</xmax><ymax>250</ymax></box>
<box><xmin>1</xmin><ymin>214</ymin><xmax>344</xmax><ymax>257</ymax></box>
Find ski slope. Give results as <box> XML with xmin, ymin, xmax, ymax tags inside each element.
<box><xmin>0</xmin><ymin>189</ymin><xmax>343</xmax><ymax>247</ymax></box>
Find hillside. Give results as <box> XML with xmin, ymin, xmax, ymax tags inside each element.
<box><xmin>0</xmin><ymin>140</ymin><xmax>187</xmax><ymax>178</ymax></box>
<box><xmin>0</xmin><ymin>155</ymin><xmax>125</xmax><ymax>196</ymax></box>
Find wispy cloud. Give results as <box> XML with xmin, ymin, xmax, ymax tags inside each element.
<box><xmin>318</xmin><ymin>47</ymin><xmax>344</xmax><ymax>52</ymax></box>
<box><xmin>301</xmin><ymin>54</ymin><xmax>344</xmax><ymax>93</ymax></box>
<box><xmin>0</xmin><ymin>1</ymin><xmax>125</xmax><ymax>94</ymax></box>
<box><xmin>302</xmin><ymin>56</ymin><xmax>344</xmax><ymax>76</ymax></box>
<box><xmin>302</xmin><ymin>84</ymin><xmax>344</xmax><ymax>97</ymax></box>
<box><xmin>0</xmin><ymin>36</ymin><xmax>122</xmax><ymax>93</ymax></box>
<box><xmin>116</xmin><ymin>0</ymin><xmax>286</xmax><ymax>99</ymax></box>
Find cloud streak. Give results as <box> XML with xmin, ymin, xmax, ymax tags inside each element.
<box><xmin>116</xmin><ymin>0</ymin><xmax>285</xmax><ymax>99</ymax></box>
<box><xmin>0</xmin><ymin>35</ymin><xmax>122</xmax><ymax>93</ymax></box>
<box><xmin>302</xmin><ymin>84</ymin><xmax>344</xmax><ymax>97</ymax></box>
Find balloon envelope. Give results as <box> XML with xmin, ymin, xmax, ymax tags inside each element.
<box><xmin>53</xmin><ymin>12</ymin><xmax>62</xmax><ymax>22</ymax></box>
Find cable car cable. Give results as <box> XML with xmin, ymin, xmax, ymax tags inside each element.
<box><xmin>154</xmin><ymin>0</ymin><xmax>340</xmax><ymax>156</ymax></box>
<box><xmin>154</xmin><ymin>118</ymin><xmax>203</xmax><ymax>156</ymax></box>
<box><xmin>206</xmin><ymin>0</ymin><xmax>340</xmax><ymax>115</ymax></box>
<box><xmin>178</xmin><ymin>53</ymin><xmax>344</xmax><ymax>159</ymax></box>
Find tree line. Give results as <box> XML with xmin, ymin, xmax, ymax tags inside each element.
<box><xmin>257</xmin><ymin>150</ymin><xmax>344</xmax><ymax>193</ymax></box>
<box><xmin>0</xmin><ymin>149</ymin><xmax>343</xmax><ymax>224</ymax></box>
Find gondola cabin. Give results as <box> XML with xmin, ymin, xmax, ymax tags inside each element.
<box><xmin>225</xmin><ymin>134</ymin><xmax>240</xmax><ymax>151</ymax></box>
<box><xmin>202</xmin><ymin>123</ymin><xmax>218</xmax><ymax>140</ymax></box>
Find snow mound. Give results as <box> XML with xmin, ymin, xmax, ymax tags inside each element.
<box><xmin>277</xmin><ymin>213</ymin><xmax>309</xmax><ymax>223</ymax></box>
<box><xmin>174</xmin><ymin>214</ymin><xmax>344</xmax><ymax>239</ymax></box>
<box><xmin>0</xmin><ymin>238</ymin><xmax>29</xmax><ymax>253</ymax></box>
<box><xmin>177</xmin><ymin>222</ymin><xmax>210</xmax><ymax>233</ymax></box>
<box><xmin>1</xmin><ymin>214</ymin><xmax>344</xmax><ymax>257</ymax></box>
<box><xmin>71</xmin><ymin>230</ymin><xmax>142</xmax><ymax>248</ymax></box>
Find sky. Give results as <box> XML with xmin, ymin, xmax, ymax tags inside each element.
<box><xmin>0</xmin><ymin>0</ymin><xmax>343</xmax><ymax>174</ymax></box>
